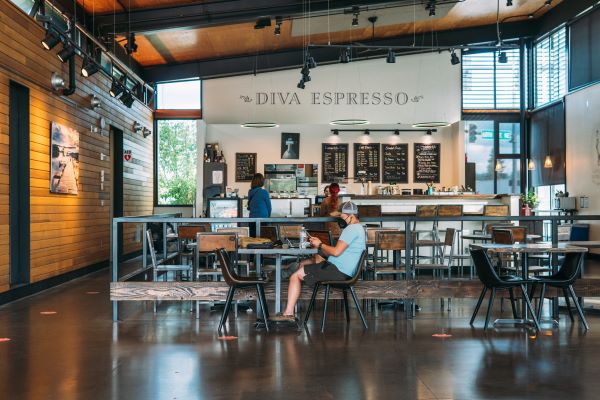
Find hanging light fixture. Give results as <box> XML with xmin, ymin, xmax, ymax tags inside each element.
<box><xmin>351</xmin><ymin>6</ymin><xmax>360</xmax><ymax>27</ymax></box>
<box><xmin>528</xmin><ymin>159</ymin><xmax>536</xmax><ymax>170</ymax></box>
<box><xmin>109</xmin><ymin>77</ymin><xmax>125</xmax><ymax>98</ymax></box>
<box><xmin>41</xmin><ymin>29</ymin><xmax>61</xmax><ymax>50</ymax></box>
<box><xmin>544</xmin><ymin>155</ymin><xmax>553</xmax><ymax>168</ymax></box>
<box><xmin>450</xmin><ymin>50</ymin><xmax>460</xmax><ymax>65</ymax></box>
<box><xmin>386</xmin><ymin>49</ymin><xmax>396</xmax><ymax>64</ymax></box>
<box><xmin>498</xmin><ymin>51</ymin><xmax>508</xmax><ymax>64</ymax></box>
<box><xmin>57</xmin><ymin>45</ymin><xmax>75</xmax><ymax>63</ymax></box>
<box><xmin>81</xmin><ymin>58</ymin><xmax>99</xmax><ymax>77</ymax></box>
<box><xmin>495</xmin><ymin>159</ymin><xmax>503</xmax><ymax>172</ymax></box>
<box><xmin>340</xmin><ymin>47</ymin><xmax>350</xmax><ymax>63</ymax></box>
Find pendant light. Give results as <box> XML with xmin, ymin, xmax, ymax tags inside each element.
<box><xmin>544</xmin><ymin>155</ymin><xmax>553</xmax><ymax>168</ymax></box>
<box><xmin>527</xmin><ymin>159</ymin><xmax>535</xmax><ymax>170</ymax></box>
<box><xmin>495</xmin><ymin>159</ymin><xmax>503</xmax><ymax>172</ymax></box>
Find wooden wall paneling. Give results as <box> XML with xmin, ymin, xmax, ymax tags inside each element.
<box><xmin>0</xmin><ymin>0</ymin><xmax>154</xmax><ymax>292</ymax></box>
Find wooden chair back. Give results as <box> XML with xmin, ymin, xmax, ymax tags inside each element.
<box><xmin>260</xmin><ymin>226</ymin><xmax>279</xmax><ymax>242</ymax></box>
<box><xmin>502</xmin><ymin>226</ymin><xmax>527</xmax><ymax>242</ymax></box>
<box><xmin>483</xmin><ymin>205</ymin><xmax>510</xmax><ymax>217</ymax></box>
<box><xmin>279</xmin><ymin>224</ymin><xmax>302</xmax><ymax>240</ymax></box>
<box><xmin>484</xmin><ymin>223</ymin><xmax>514</xmax><ymax>234</ymax></box>
<box><xmin>217</xmin><ymin>226</ymin><xmax>249</xmax><ymax>237</ymax></box>
<box><xmin>358</xmin><ymin>205</ymin><xmax>382</xmax><ymax>218</ymax></box>
<box><xmin>416</xmin><ymin>205</ymin><xmax>438</xmax><ymax>217</ymax></box>
<box><xmin>437</xmin><ymin>205</ymin><xmax>463</xmax><ymax>217</ymax></box>
<box><xmin>197</xmin><ymin>232</ymin><xmax>237</xmax><ymax>252</ymax></box>
<box><xmin>375</xmin><ymin>230</ymin><xmax>413</xmax><ymax>251</ymax></box>
<box><xmin>178</xmin><ymin>225</ymin><xmax>207</xmax><ymax>241</ymax></box>
<box><xmin>492</xmin><ymin>229</ymin><xmax>514</xmax><ymax>244</ymax></box>
<box><xmin>307</xmin><ymin>230</ymin><xmax>333</xmax><ymax>246</ymax></box>
<box><xmin>444</xmin><ymin>228</ymin><xmax>457</xmax><ymax>247</ymax></box>
<box><xmin>366</xmin><ymin>227</ymin><xmax>397</xmax><ymax>245</ymax></box>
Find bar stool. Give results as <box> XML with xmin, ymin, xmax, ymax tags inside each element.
<box><xmin>413</xmin><ymin>205</ymin><xmax>441</xmax><ymax>262</ymax></box>
<box><xmin>437</xmin><ymin>205</ymin><xmax>466</xmax><ymax>276</ymax></box>
<box><xmin>303</xmin><ymin>251</ymin><xmax>368</xmax><ymax>332</ymax></box>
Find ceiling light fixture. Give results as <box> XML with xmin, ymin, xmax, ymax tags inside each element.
<box><xmin>340</xmin><ymin>47</ymin><xmax>350</xmax><ymax>63</ymax></box>
<box><xmin>81</xmin><ymin>58</ymin><xmax>99</xmax><ymax>77</ymax></box>
<box><xmin>386</xmin><ymin>49</ymin><xmax>396</xmax><ymax>64</ymax></box>
<box><xmin>125</xmin><ymin>32</ymin><xmax>137</xmax><ymax>55</ymax></box>
<box><xmin>544</xmin><ymin>155</ymin><xmax>553</xmax><ymax>168</ymax></box>
<box><xmin>41</xmin><ymin>29</ymin><xmax>61</xmax><ymax>50</ymax></box>
<box><xmin>495</xmin><ymin>159</ymin><xmax>503</xmax><ymax>172</ymax></box>
<box><xmin>241</xmin><ymin>122</ymin><xmax>279</xmax><ymax>128</ymax></box>
<box><xmin>412</xmin><ymin>122</ymin><xmax>450</xmax><ymax>128</ymax></box>
<box><xmin>364</xmin><ymin>129</ymin><xmax>370</xmax><ymax>135</ymax></box>
<box><xmin>120</xmin><ymin>91</ymin><xmax>135</xmax><ymax>108</ymax></box>
<box><xmin>297</xmin><ymin>79</ymin><xmax>305</xmax><ymax>89</ymax></box>
<box><xmin>498</xmin><ymin>51</ymin><xmax>508</xmax><ymax>64</ymax></box>
<box><xmin>274</xmin><ymin>16</ymin><xmax>282</xmax><ymax>36</ymax></box>
<box><xmin>351</xmin><ymin>6</ymin><xmax>360</xmax><ymax>27</ymax></box>
<box><xmin>528</xmin><ymin>159</ymin><xmax>535</xmax><ymax>170</ymax></box>
<box><xmin>333</xmin><ymin>129</ymin><xmax>339</xmax><ymax>135</ymax></box>
<box><xmin>307</xmin><ymin>55</ymin><xmax>317</xmax><ymax>69</ymax></box>
<box><xmin>394</xmin><ymin>130</ymin><xmax>400</xmax><ymax>135</ymax></box>
<box><xmin>57</xmin><ymin>45</ymin><xmax>75</xmax><ymax>63</ymax></box>
<box><xmin>330</xmin><ymin>119</ymin><xmax>369</xmax><ymax>126</ymax></box>
<box><xmin>426</xmin><ymin>0</ymin><xmax>436</xmax><ymax>16</ymax></box>
<box><xmin>254</xmin><ymin>17</ymin><xmax>272</xmax><ymax>29</ymax></box>
<box><xmin>544</xmin><ymin>0</ymin><xmax>552</xmax><ymax>6</ymax></box>
<box><xmin>450</xmin><ymin>50</ymin><xmax>460</xmax><ymax>65</ymax></box>
<box><xmin>427</xmin><ymin>130</ymin><xmax>433</xmax><ymax>135</ymax></box>
<box><xmin>506</xmin><ymin>0</ymin><xmax>513</xmax><ymax>6</ymax></box>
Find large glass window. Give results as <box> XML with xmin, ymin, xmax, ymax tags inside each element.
<box><xmin>157</xmin><ymin>120</ymin><xmax>198</xmax><ymax>205</ymax></box>
<box><xmin>534</xmin><ymin>28</ymin><xmax>567</xmax><ymax>107</ymax></box>
<box><xmin>464</xmin><ymin>118</ymin><xmax>522</xmax><ymax>194</ymax></box>
<box><xmin>156</xmin><ymin>79</ymin><xmax>201</xmax><ymax>109</ymax></box>
<box><xmin>462</xmin><ymin>49</ymin><xmax>521</xmax><ymax>110</ymax></box>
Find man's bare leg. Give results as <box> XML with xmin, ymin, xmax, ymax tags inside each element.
<box><xmin>283</xmin><ymin>266</ymin><xmax>306</xmax><ymax>316</ymax></box>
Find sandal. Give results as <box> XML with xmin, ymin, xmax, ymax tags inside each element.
<box><xmin>270</xmin><ymin>313</ymin><xmax>296</xmax><ymax>322</ymax></box>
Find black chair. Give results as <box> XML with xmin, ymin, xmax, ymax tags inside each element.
<box><xmin>215</xmin><ymin>248</ymin><xmax>270</xmax><ymax>333</ymax></box>
<box><xmin>530</xmin><ymin>252</ymin><xmax>589</xmax><ymax>330</ymax></box>
<box><xmin>469</xmin><ymin>249</ymin><xmax>541</xmax><ymax>331</ymax></box>
<box><xmin>303</xmin><ymin>250</ymin><xmax>368</xmax><ymax>332</ymax></box>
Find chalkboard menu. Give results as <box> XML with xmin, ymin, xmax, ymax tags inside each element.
<box><xmin>354</xmin><ymin>143</ymin><xmax>380</xmax><ymax>182</ymax></box>
<box><xmin>414</xmin><ymin>143</ymin><xmax>441</xmax><ymax>183</ymax></box>
<box><xmin>322</xmin><ymin>143</ymin><xmax>348</xmax><ymax>183</ymax></box>
<box><xmin>382</xmin><ymin>144</ymin><xmax>408</xmax><ymax>183</ymax></box>
<box><xmin>235</xmin><ymin>153</ymin><xmax>256</xmax><ymax>182</ymax></box>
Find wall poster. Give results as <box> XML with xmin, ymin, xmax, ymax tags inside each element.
<box><xmin>281</xmin><ymin>132</ymin><xmax>300</xmax><ymax>159</ymax></box>
<box><xmin>50</xmin><ymin>122</ymin><xmax>80</xmax><ymax>195</ymax></box>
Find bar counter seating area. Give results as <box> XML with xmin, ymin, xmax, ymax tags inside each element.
<box><xmin>5</xmin><ymin>0</ymin><xmax>600</xmax><ymax>399</ymax></box>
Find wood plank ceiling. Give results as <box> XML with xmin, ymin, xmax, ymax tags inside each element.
<box><xmin>78</xmin><ymin>0</ymin><xmax>562</xmax><ymax>67</ymax></box>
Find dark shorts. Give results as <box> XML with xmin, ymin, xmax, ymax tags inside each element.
<box><xmin>303</xmin><ymin>261</ymin><xmax>351</xmax><ymax>287</ymax></box>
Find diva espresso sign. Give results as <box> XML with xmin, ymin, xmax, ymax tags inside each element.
<box><xmin>239</xmin><ymin>91</ymin><xmax>424</xmax><ymax>106</ymax></box>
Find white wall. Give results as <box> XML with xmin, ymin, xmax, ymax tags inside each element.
<box><xmin>203</xmin><ymin>52</ymin><xmax>461</xmax><ymax>125</ymax></box>
<box><xmin>566</xmin><ymin>83</ymin><xmax>600</xmax><ymax>242</ymax></box>
<box><xmin>207</xmin><ymin>123</ymin><xmax>463</xmax><ymax>195</ymax></box>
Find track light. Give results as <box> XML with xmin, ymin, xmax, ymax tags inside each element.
<box><xmin>143</xmin><ymin>128</ymin><xmax>152</xmax><ymax>138</ymax></box>
<box><xmin>426</xmin><ymin>1</ymin><xmax>436</xmax><ymax>16</ymax></box>
<box><xmin>307</xmin><ymin>56</ymin><xmax>317</xmax><ymax>69</ymax></box>
<box><xmin>333</xmin><ymin>130</ymin><xmax>339</xmax><ymax>135</ymax></box>
<box><xmin>57</xmin><ymin>45</ymin><xmax>75</xmax><ymax>63</ymax></box>
<box><xmin>450</xmin><ymin>50</ymin><xmax>460</xmax><ymax>65</ymax></box>
<box><xmin>506</xmin><ymin>0</ymin><xmax>513</xmax><ymax>6</ymax></box>
<box><xmin>81</xmin><ymin>58</ymin><xmax>99</xmax><ymax>77</ymax></box>
<box><xmin>41</xmin><ymin>30</ymin><xmax>60</xmax><ymax>50</ymax></box>
<box><xmin>498</xmin><ymin>51</ymin><xmax>508</xmax><ymax>64</ymax></box>
<box><xmin>426</xmin><ymin>130</ymin><xmax>433</xmax><ymax>135</ymax></box>
<box><xmin>274</xmin><ymin>16</ymin><xmax>282</xmax><ymax>36</ymax></box>
<box><xmin>351</xmin><ymin>6</ymin><xmax>360</xmax><ymax>27</ymax></box>
<box><xmin>364</xmin><ymin>129</ymin><xmax>370</xmax><ymax>135</ymax></box>
<box><xmin>340</xmin><ymin>47</ymin><xmax>350</xmax><ymax>63</ymax></box>
<box><xmin>109</xmin><ymin>77</ymin><xmax>125</xmax><ymax>98</ymax></box>
<box><xmin>386</xmin><ymin>49</ymin><xmax>396</xmax><ymax>64</ymax></box>
<box><xmin>394</xmin><ymin>130</ymin><xmax>400</xmax><ymax>135</ymax></box>
<box><xmin>297</xmin><ymin>79</ymin><xmax>305</xmax><ymax>89</ymax></box>
<box><xmin>544</xmin><ymin>0</ymin><xmax>552</xmax><ymax>6</ymax></box>
<box><xmin>50</xmin><ymin>72</ymin><xmax>66</xmax><ymax>91</ymax></box>
<box><xmin>120</xmin><ymin>91</ymin><xmax>135</xmax><ymax>108</ymax></box>
<box><xmin>125</xmin><ymin>32</ymin><xmax>137</xmax><ymax>55</ymax></box>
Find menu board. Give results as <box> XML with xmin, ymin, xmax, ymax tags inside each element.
<box><xmin>414</xmin><ymin>143</ymin><xmax>441</xmax><ymax>183</ymax></box>
<box><xmin>354</xmin><ymin>143</ymin><xmax>380</xmax><ymax>182</ymax></box>
<box><xmin>382</xmin><ymin>144</ymin><xmax>408</xmax><ymax>183</ymax></box>
<box><xmin>322</xmin><ymin>143</ymin><xmax>348</xmax><ymax>183</ymax></box>
<box><xmin>235</xmin><ymin>153</ymin><xmax>256</xmax><ymax>182</ymax></box>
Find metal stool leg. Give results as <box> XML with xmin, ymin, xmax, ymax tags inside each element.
<box><xmin>303</xmin><ymin>284</ymin><xmax>320</xmax><ymax>325</ymax></box>
<box><xmin>321</xmin><ymin>285</ymin><xmax>331</xmax><ymax>332</ymax></box>
<box><xmin>342</xmin><ymin>289</ymin><xmax>350</xmax><ymax>322</ymax></box>
<box><xmin>350</xmin><ymin>287</ymin><xmax>368</xmax><ymax>329</ymax></box>
<box><xmin>470</xmin><ymin>287</ymin><xmax>487</xmax><ymax>326</ymax></box>
<box><xmin>218</xmin><ymin>286</ymin><xmax>235</xmax><ymax>333</ymax></box>
<box><xmin>484</xmin><ymin>288</ymin><xmax>496</xmax><ymax>330</ymax></box>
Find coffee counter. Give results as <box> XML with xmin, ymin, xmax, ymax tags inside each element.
<box><xmin>340</xmin><ymin>194</ymin><xmax>519</xmax><ymax>216</ymax></box>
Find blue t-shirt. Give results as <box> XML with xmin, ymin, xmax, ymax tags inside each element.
<box><xmin>328</xmin><ymin>223</ymin><xmax>366</xmax><ymax>276</ymax></box>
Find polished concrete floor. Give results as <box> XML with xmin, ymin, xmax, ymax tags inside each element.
<box><xmin>1</xmin><ymin>270</ymin><xmax>600</xmax><ymax>400</ymax></box>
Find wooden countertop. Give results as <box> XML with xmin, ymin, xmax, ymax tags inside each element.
<box><xmin>347</xmin><ymin>194</ymin><xmax>510</xmax><ymax>200</ymax></box>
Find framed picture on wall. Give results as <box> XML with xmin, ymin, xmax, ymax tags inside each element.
<box><xmin>281</xmin><ymin>132</ymin><xmax>300</xmax><ymax>159</ymax></box>
<box><xmin>50</xmin><ymin>122</ymin><xmax>80</xmax><ymax>195</ymax></box>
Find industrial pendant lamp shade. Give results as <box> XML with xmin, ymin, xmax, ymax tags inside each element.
<box><xmin>495</xmin><ymin>160</ymin><xmax>503</xmax><ymax>172</ymax></box>
<box><xmin>386</xmin><ymin>49</ymin><xmax>396</xmax><ymax>64</ymax></box>
<box><xmin>544</xmin><ymin>155</ymin><xmax>553</xmax><ymax>168</ymax></box>
<box><xmin>528</xmin><ymin>159</ymin><xmax>535</xmax><ymax>170</ymax></box>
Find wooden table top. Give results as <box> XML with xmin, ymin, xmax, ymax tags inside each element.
<box><xmin>462</xmin><ymin>233</ymin><xmax>542</xmax><ymax>241</ymax></box>
<box><xmin>565</xmin><ymin>241</ymin><xmax>600</xmax><ymax>248</ymax></box>
<box><xmin>471</xmin><ymin>243</ymin><xmax>588</xmax><ymax>254</ymax></box>
<box><xmin>238</xmin><ymin>248</ymin><xmax>318</xmax><ymax>255</ymax></box>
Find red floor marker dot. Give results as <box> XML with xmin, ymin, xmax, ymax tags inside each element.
<box><xmin>40</xmin><ymin>311</ymin><xmax>57</xmax><ymax>315</ymax></box>
<box><xmin>86</xmin><ymin>291</ymin><xmax>100</xmax><ymax>295</ymax></box>
<box><xmin>0</xmin><ymin>338</ymin><xmax>11</xmax><ymax>342</ymax></box>
<box><xmin>432</xmin><ymin>333</ymin><xmax>452</xmax><ymax>338</ymax></box>
<box><xmin>218</xmin><ymin>336</ymin><xmax>238</xmax><ymax>340</ymax></box>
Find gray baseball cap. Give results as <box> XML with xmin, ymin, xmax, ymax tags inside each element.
<box><xmin>341</xmin><ymin>201</ymin><xmax>359</xmax><ymax>215</ymax></box>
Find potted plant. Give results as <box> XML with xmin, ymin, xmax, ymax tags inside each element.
<box><xmin>520</xmin><ymin>190</ymin><xmax>539</xmax><ymax>216</ymax></box>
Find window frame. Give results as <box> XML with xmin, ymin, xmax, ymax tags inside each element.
<box><xmin>533</xmin><ymin>25</ymin><xmax>568</xmax><ymax>108</ymax></box>
<box><xmin>153</xmin><ymin>118</ymin><xmax>200</xmax><ymax>208</ymax></box>
<box><xmin>463</xmin><ymin>113</ymin><xmax>525</xmax><ymax>194</ymax></box>
<box><xmin>155</xmin><ymin>78</ymin><xmax>203</xmax><ymax>112</ymax></box>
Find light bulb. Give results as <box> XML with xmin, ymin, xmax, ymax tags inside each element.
<box><xmin>544</xmin><ymin>155</ymin><xmax>553</xmax><ymax>168</ymax></box>
<box><xmin>528</xmin><ymin>159</ymin><xmax>535</xmax><ymax>170</ymax></box>
<box><xmin>495</xmin><ymin>160</ymin><xmax>503</xmax><ymax>172</ymax></box>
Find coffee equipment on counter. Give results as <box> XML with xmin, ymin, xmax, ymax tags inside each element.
<box><xmin>264</xmin><ymin>164</ymin><xmax>319</xmax><ymax>196</ymax></box>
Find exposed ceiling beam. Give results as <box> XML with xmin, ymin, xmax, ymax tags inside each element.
<box><xmin>95</xmin><ymin>0</ymin><xmax>463</xmax><ymax>35</ymax></box>
<box><xmin>141</xmin><ymin>20</ymin><xmax>537</xmax><ymax>82</ymax></box>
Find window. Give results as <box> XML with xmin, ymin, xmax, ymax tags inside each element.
<box><xmin>9</xmin><ymin>0</ymin><xmax>35</xmax><ymax>13</ymax></box>
<box><xmin>462</xmin><ymin>49</ymin><xmax>521</xmax><ymax>110</ymax></box>
<box><xmin>156</xmin><ymin>120</ymin><xmax>198</xmax><ymax>205</ymax></box>
<box><xmin>464</xmin><ymin>118</ymin><xmax>522</xmax><ymax>194</ymax></box>
<box><xmin>534</xmin><ymin>28</ymin><xmax>567</xmax><ymax>107</ymax></box>
<box><xmin>156</xmin><ymin>79</ymin><xmax>201</xmax><ymax>110</ymax></box>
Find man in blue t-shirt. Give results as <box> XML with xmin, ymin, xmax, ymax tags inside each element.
<box><xmin>275</xmin><ymin>202</ymin><xmax>366</xmax><ymax>321</ymax></box>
